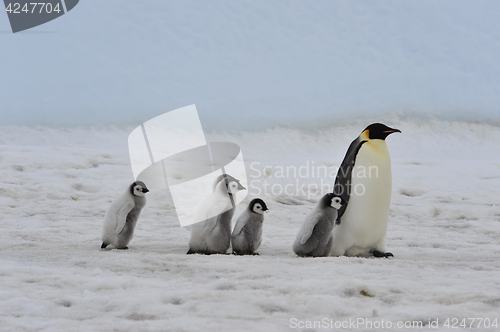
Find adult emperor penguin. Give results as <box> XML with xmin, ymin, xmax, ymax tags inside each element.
<box><xmin>331</xmin><ymin>123</ymin><xmax>401</xmax><ymax>258</ymax></box>
<box><xmin>293</xmin><ymin>193</ymin><xmax>343</xmax><ymax>257</ymax></box>
<box><xmin>187</xmin><ymin>174</ymin><xmax>246</xmax><ymax>254</ymax></box>
<box><xmin>101</xmin><ymin>181</ymin><xmax>149</xmax><ymax>249</ymax></box>
<box><xmin>231</xmin><ymin>198</ymin><xmax>269</xmax><ymax>255</ymax></box>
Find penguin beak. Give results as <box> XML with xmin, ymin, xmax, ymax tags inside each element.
<box><xmin>238</xmin><ymin>183</ymin><xmax>246</xmax><ymax>190</ymax></box>
<box><xmin>142</xmin><ymin>188</ymin><xmax>150</xmax><ymax>193</ymax></box>
<box><xmin>383</xmin><ymin>128</ymin><xmax>402</xmax><ymax>135</ymax></box>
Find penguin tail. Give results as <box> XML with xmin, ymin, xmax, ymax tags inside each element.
<box><xmin>101</xmin><ymin>242</ymin><xmax>108</xmax><ymax>249</ymax></box>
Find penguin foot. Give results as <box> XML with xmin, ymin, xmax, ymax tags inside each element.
<box><xmin>372</xmin><ymin>250</ymin><xmax>394</xmax><ymax>258</ymax></box>
<box><xmin>101</xmin><ymin>243</ymin><xmax>108</xmax><ymax>249</ymax></box>
<box><xmin>187</xmin><ymin>249</ymin><xmax>227</xmax><ymax>255</ymax></box>
<box><xmin>233</xmin><ymin>250</ymin><xmax>258</xmax><ymax>256</ymax></box>
<box><xmin>187</xmin><ymin>250</ymin><xmax>213</xmax><ymax>255</ymax></box>
<box><xmin>117</xmin><ymin>246</ymin><xmax>129</xmax><ymax>250</ymax></box>
<box><xmin>207</xmin><ymin>251</ymin><xmax>231</xmax><ymax>255</ymax></box>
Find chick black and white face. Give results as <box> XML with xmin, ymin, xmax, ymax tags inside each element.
<box><xmin>227</xmin><ymin>181</ymin><xmax>241</xmax><ymax>195</ymax></box>
<box><xmin>252</xmin><ymin>203</ymin><xmax>265</xmax><ymax>214</ymax></box>
<box><xmin>330</xmin><ymin>196</ymin><xmax>342</xmax><ymax>210</ymax></box>
<box><xmin>250</xmin><ymin>198</ymin><xmax>268</xmax><ymax>214</ymax></box>
<box><xmin>132</xmin><ymin>184</ymin><xmax>149</xmax><ymax>197</ymax></box>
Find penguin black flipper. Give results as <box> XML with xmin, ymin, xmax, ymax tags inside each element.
<box><xmin>333</xmin><ymin>137</ymin><xmax>366</xmax><ymax>224</ymax></box>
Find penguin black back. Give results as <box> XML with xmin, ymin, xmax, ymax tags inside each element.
<box><xmin>332</xmin><ymin>137</ymin><xmax>365</xmax><ymax>223</ymax></box>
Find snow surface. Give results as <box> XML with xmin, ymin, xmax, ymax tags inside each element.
<box><xmin>0</xmin><ymin>117</ymin><xmax>499</xmax><ymax>331</ymax></box>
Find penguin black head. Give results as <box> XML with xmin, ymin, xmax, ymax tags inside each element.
<box><xmin>362</xmin><ymin>123</ymin><xmax>401</xmax><ymax>140</ymax></box>
<box><xmin>131</xmin><ymin>181</ymin><xmax>149</xmax><ymax>197</ymax></box>
<box><xmin>320</xmin><ymin>193</ymin><xmax>344</xmax><ymax>210</ymax></box>
<box><xmin>249</xmin><ymin>198</ymin><xmax>269</xmax><ymax>215</ymax></box>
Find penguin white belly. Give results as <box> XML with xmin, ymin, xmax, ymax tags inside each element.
<box><xmin>331</xmin><ymin>140</ymin><xmax>392</xmax><ymax>256</ymax></box>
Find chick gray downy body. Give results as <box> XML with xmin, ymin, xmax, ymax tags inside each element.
<box><xmin>293</xmin><ymin>193</ymin><xmax>342</xmax><ymax>257</ymax></box>
<box><xmin>187</xmin><ymin>175</ymin><xmax>245</xmax><ymax>254</ymax></box>
<box><xmin>101</xmin><ymin>181</ymin><xmax>149</xmax><ymax>249</ymax></box>
<box><xmin>232</xmin><ymin>198</ymin><xmax>268</xmax><ymax>255</ymax></box>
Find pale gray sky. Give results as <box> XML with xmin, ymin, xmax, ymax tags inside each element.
<box><xmin>1</xmin><ymin>0</ymin><xmax>499</xmax><ymax>130</ymax></box>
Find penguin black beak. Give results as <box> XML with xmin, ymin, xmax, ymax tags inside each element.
<box><xmin>383</xmin><ymin>128</ymin><xmax>402</xmax><ymax>134</ymax></box>
<box><xmin>238</xmin><ymin>184</ymin><xmax>246</xmax><ymax>190</ymax></box>
<box><xmin>142</xmin><ymin>188</ymin><xmax>150</xmax><ymax>193</ymax></box>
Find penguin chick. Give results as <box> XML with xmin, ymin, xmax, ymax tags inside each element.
<box><xmin>293</xmin><ymin>193</ymin><xmax>343</xmax><ymax>257</ymax></box>
<box><xmin>231</xmin><ymin>198</ymin><xmax>268</xmax><ymax>255</ymax></box>
<box><xmin>101</xmin><ymin>181</ymin><xmax>149</xmax><ymax>250</ymax></box>
<box><xmin>187</xmin><ymin>175</ymin><xmax>246</xmax><ymax>254</ymax></box>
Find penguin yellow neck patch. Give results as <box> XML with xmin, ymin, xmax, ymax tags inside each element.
<box><xmin>360</xmin><ymin>130</ymin><xmax>370</xmax><ymax>141</ymax></box>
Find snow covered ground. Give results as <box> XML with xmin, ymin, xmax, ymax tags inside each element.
<box><xmin>0</xmin><ymin>117</ymin><xmax>499</xmax><ymax>331</ymax></box>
